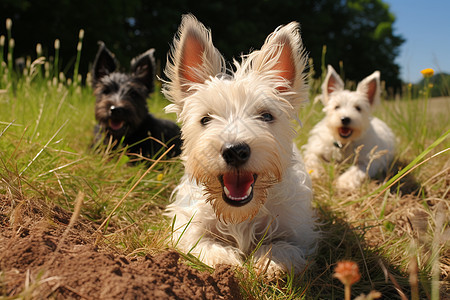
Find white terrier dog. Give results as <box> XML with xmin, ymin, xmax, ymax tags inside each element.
<box><xmin>302</xmin><ymin>65</ymin><xmax>395</xmax><ymax>190</ymax></box>
<box><xmin>163</xmin><ymin>15</ymin><xmax>318</xmax><ymax>275</ymax></box>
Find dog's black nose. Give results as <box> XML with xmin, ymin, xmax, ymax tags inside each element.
<box><xmin>341</xmin><ymin>117</ymin><xmax>351</xmax><ymax>126</ymax></box>
<box><xmin>222</xmin><ymin>143</ymin><xmax>251</xmax><ymax>167</ymax></box>
<box><xmin>110</xmin><ymin>105</ymin><xmax>126</xmax><ymax>118</ymax></box>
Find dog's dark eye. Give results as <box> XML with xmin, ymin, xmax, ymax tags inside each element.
<box><xmin>335</xmin><ymin>105</ymin><xmax>340</xmax><ymax>110</ymax></box>
<box><xmin>128</xmin><ymin>89</ymin><xmax>140</xmax><ymax>99</ymax></box>
<box><xmin>102</xmin><ymin>87</ymin><xmax>111</xmax><ymax>94</ymax></box>
<box><xmin>259</xmin><ymin>112</ymin><xmax>274</xmax><ymax>122</ymax></box>
<box><xmin>355</xmin><ymin>105</ymin><xmax>361</xmax><ymax>112</ymax></box>
<box><xmin>200</xmin><ymin>116</ymin><xmax>212</xmax><ymax>126</ymax></box>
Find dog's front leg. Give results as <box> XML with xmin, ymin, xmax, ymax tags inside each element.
<box><xmin>192</xmin><ymin>238</ymin><xmax>243</xmax><ymax>267</ymax></box>
<box><xmin>253</xmin><ymin>242</ymin><xmax>308</xmax><ymax>277</ymax></box>
<box><xmin>336</xmin><ymin>165</ymin><xmax>367</xmax><ymax>190</ymax></box>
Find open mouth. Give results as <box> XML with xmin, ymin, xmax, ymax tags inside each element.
<box><xmin>219</xmin><ymin>172</ymin><xmax>257</xmax><ymax>207</ymax></box>
<box><xmin>338</xmin><ymin>127</ymin><xmax>353</xmax><ymax>138</ymax></box>
<box><xmin>108</xmin><ymin>119</ymin><xmax>125</xmax><ymax>131</ymax></box>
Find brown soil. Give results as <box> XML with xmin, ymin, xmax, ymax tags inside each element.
<box><xmin>0</xmin><ymin>196</ymin><xmax>242</xmax><ymax>299</ymax></box>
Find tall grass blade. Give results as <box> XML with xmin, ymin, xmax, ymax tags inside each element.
<box><xmin>366</xmin><ymin>129</ymin><xmax>449</xmax><ymax>203</ymax></box>
<box><xmin>19</xmin><ymin>120</ymin><xmax>68</xmax><ymax>176</ymax></box>
<box><xmin>96</xmin><ymin>145</ymin><xmax>174</xmax><ymax>233</ymax></box>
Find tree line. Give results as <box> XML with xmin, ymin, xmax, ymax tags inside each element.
<box><xmin>0</xmin><ymin>0</ymin><xmax>404</xmax><ymax>92</ymax></box>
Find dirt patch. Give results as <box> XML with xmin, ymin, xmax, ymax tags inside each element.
<box><xmin>0</xmin><ymin>196</ymin><xmax>242</xmax><ymax>299</ymax></box>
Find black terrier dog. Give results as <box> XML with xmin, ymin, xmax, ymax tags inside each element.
<box><xmin>91</xmin><ymin>42</ymin><xmax>182</xmax><ymax>160</ymax></box>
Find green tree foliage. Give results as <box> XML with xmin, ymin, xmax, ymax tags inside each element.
<box><xmin>0</xmin><ymin>0</ymin><xmax>139</xmax><ymax>76</ymax></box>
<box><xmin>1</xmin><ymin>0</ymin><xmax>404</xmax><ymax>89</ymax></box>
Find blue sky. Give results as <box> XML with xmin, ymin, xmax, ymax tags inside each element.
<box><xmin>383</xmin><ymin>0</ymin><xmax>450</xmax><ymax>83</ymax></box>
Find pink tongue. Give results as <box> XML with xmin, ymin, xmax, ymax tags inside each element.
<box><xmin>223</xmin><ymin>172</ymin><xmax>254</xmax><ymax>199</ymax></box>
<box><xmin>109</xmin><ymin>120</ymin><xmax>124</xmax><ymax>130</ymax></box>
<box><xmin>339</xmin><ymin>127</ymin><xmax>352</xmax><ymax>136</ymax></box>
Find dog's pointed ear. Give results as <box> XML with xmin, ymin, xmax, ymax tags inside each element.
<box><xmin>356</xmin><ymin>70</ymin><xmax>381</xmax><ymax>107</ymax></box>
<box><xmin>131</xmin><ymin>48</ymin><xmax>156</xmax><ymax>93</ymax></box>
<box><xmin>163</xmin><ymin>14</ymin><xmax>225</xmax><ymax>115</ymax></box>
<box><xmin>252</xmin><ymin>22</ymin><xmax>308</xmax><ymax>109</ymax></box>
<box><xmin>91</xmin><ymin>41</ymin><xmax>118</xmax><ymax>87</ymax></box>
<box><xmin>321</xmin><ymin>65</ymin><xmax>344</xmax><ymax>105</ymax></box>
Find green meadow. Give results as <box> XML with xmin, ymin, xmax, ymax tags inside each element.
<box><xmin>0</xmin><ymin>24</ymin><xmax>449</xmax><ymax>299</ymax></box>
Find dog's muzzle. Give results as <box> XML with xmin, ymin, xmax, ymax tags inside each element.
<box><xmin>219</xmin><ymin>173</ymin><xmax>257</xmax><ymax>207</ymax></box>
<box><xmin>338</xmin><ymin>117</ymin><xmax>353</xmax><ymax>138</ymax></box>
<box><xmin>219</xmin><ymin>143</ymin><xmax>256</xmax><ymax>206</ymax></box>
<box><xmin>221</xmin><ymin>143</ymin><xmax>251</xmax><ymax>167</ymax></box>
<box><xmin>108</xmin><ymin>105</ymin><xmax>126</xmax><ymax>131</ymax></box>
<box><xmin>338</xmin><ymin>126</ymin><xmax>353</xmax><ymax>138</ymax></box>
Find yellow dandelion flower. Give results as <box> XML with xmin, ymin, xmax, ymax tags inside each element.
<box><xmin>420</xmin><ymin>68</ymin><xmax>434</xmax><ymax>78</ymax></box>
<box><xmin>156</xmin><ymin>173</ymin><xmax>164</xmax><ymax>181</ymax></box>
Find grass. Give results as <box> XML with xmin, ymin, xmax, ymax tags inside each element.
<box><xmin>1</xmin><ymin>21</ymin><xmax>449</xmax><ymax>299</ymax></box>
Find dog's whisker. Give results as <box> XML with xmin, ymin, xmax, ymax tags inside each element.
<box><xmin>164</xmin><ymin>14</ymin><xmax>318</xmax><ymax>277</ymax></box>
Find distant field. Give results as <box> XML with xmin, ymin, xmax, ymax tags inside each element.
<box><xmin>427</xmin><ymin>96</ymin><xmax>450</xmax><ymax>116</ymax></box>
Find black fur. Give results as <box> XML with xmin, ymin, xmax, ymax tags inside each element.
<box><xmin>92</xmin><ymin>42</ymin><xmax>182</xmax><ymax>159</ymax></box>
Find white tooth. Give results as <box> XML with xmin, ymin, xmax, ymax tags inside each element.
<box><xmin>246</xmin><ymin>186</ymin><xmax>252</xmax><ymax>196</ymax></box>
<box><xmin>224</xmin><ymin>186</ymin><xmax>231</xmax><ymax>197</ymax></box>
<box><xmin>223</xmin><ymin>185</ymin><xmax>252</xmax><ymax>201</ymax></box>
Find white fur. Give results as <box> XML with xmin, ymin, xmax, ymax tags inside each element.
<box><xmin>163</xmin><ymin>14</ymin><xmax>318</xmax><ymax>275</ymax></box>
<box><xmin>302</xmin><ymin>65</ymin><xmax>395</xmax><ymax>190</ymax></box>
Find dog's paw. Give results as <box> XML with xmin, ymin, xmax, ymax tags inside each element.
<box><xmin>336</xmin><ymin>174</ymin><xmax>360</xmax><ymax>190</ymax></box>
<box><xmin>255</xmin><ymin>257</ymin><xmax>285</xmax><ymax>280</ymax></box>
<box><xmin>253</xmin><ymin>242</ymin><xmax>308</xmax><ymax>280</ymax></box>
<box><xmin>196</xmin><ymin>242</ymin><xmax>243</xmax><ymax>267</ymax></box>
<box><xmin>336</xmin><ymin>166</ymin><xmax>366</xmax><ymax>190</ymax></box>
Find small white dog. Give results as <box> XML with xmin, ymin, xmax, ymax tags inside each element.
<box><xmin>163</xmin><ymin>14</ymin><xmax>318</xmax><ymax>275</ymax></box>
<box><xmin>302</xmin><ymin>65</ymin><xmax>395</xmax><ymax>190</ymax></box>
